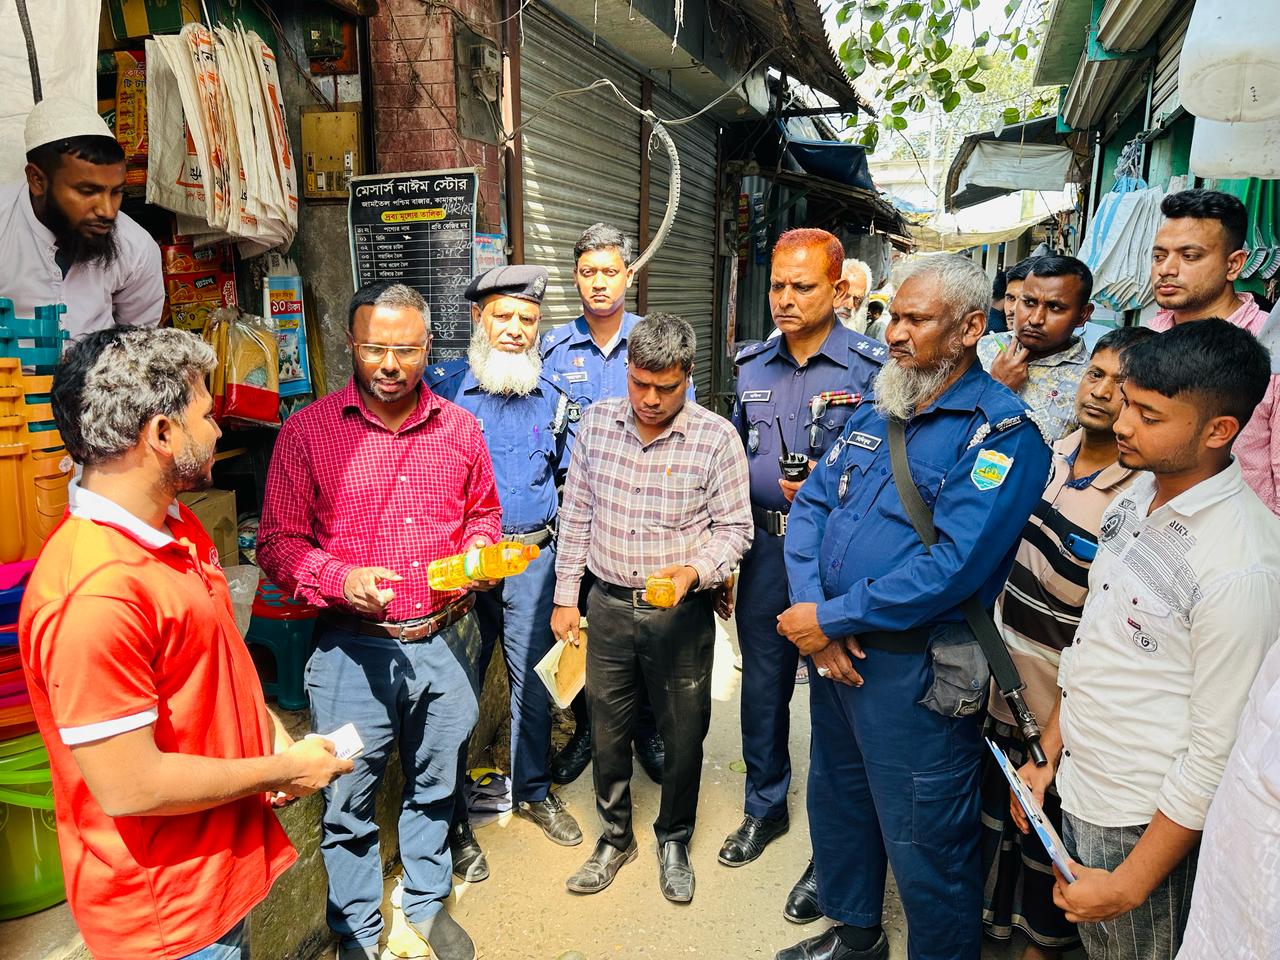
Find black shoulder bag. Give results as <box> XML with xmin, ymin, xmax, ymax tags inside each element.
<box><xmin>886</xmin><ymin>417</ymin><xmax>1047</xmax><ymax>766</ymax></box>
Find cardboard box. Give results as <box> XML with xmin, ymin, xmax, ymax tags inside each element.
<box><xmin>178</xmin><ymin>489</ymin><xmax>238</xmax><ymax>566</ymax></box>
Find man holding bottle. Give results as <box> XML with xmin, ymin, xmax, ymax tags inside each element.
<box><xmin>257</xmin><ymin>281</ymin><xmax>501</xmax><ymax>960</ymax></box>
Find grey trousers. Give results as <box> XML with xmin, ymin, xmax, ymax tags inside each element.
<box><xmin>1063</xmin><ymin>812</ymin><xmax>1199</xmax><ymax>960</ymax></box>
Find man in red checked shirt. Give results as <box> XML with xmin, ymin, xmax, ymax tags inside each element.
<box><xmin>257</xmin><ymin>281</ymin><xmax>502</xmax><ymax>960</ymax></box>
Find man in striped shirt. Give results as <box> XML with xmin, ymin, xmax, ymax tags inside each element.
<box><xmin>551</xmin><ymin>313</ymin><xmax>752</xmax><ymax>903</ymax></box>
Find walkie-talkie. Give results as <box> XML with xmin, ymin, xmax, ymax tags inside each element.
<box><xmin>775</xmin><ymin>417</ymin><xmax>811</xmax><ymax>482</ymax></box>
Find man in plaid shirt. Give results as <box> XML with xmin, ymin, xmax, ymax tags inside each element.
<box><xmin>551</xmin><ymin>313</ymin><xmax>753</xmax><ymax>904</ymax></box>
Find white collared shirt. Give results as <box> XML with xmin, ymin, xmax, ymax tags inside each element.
<box><xmin>0</xmin><ymin>179</ymin><xmax>163</xmax><ymax>339</ymax></box>
<box><xmin>1056</xmin><ymin>459</ymin><xmax>1280</xmax><ymax>830</ymax></box>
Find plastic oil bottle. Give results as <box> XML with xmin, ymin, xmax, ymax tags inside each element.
<box><xmin>428</xmin><ymin>542</ymin><xmax>540</xmax><ymax>591</ymax></box>
<box><xmin>644</xmin><ymin>575</ymin><xmax>677</xmax><ymax>607</ymax></box>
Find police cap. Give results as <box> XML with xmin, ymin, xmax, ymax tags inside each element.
<box><xmin>464</xmin><ymin>265</ymin><xmax>549</xmax><ymax>305</ymax></box>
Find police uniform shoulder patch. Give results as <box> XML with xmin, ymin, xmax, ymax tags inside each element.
<box><xmin>966</xmin><ymin>423</ymin><xmax>991</xmax><ymax>450</ymax></box>
<box><xmin>852</xmin><ymin>338</ymin><xmax>887</xmax><ymax>362</ymax></box>
<box><xmin>971</xmin><ymin>449</ymin><xmax>1013</xmax><ymax>490</ymax></box>
<box><xmin>734</xmin><ymin>340</ymin><xmax>771</xmax><ymax>364</ymax></box>
<box><xmin>992</xmin><ymin>414</ymin><xmax>1024</xmax><ymax>432</ymax></box>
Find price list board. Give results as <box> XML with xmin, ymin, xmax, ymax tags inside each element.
<box><xmin>348</xmin><ymin>169</ymin><xmax>478</xmax><ymax>358</ymax></box>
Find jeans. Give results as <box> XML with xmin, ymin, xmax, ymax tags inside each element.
<box><xmin>307</xmin><ymin>614</ymin><xmax>481</xmax><ymax>948</ymax></box>
<box><xmin>180</xmin><ymin>920</ymin><xmax>248</xmax><ymax>959</ymax></box>
<box><xmin>585</xmin><ymin>582</ymin><xmax>715</xmax><ymax>848</ymax></box>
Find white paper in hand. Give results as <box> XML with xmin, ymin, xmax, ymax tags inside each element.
<box><xmin>986</xmin><ymin>738</ymin><xmax>1076</xmax><ymax>883</ymax></box>
<box><xmin>308</xmin><ymin>722</ymin><xmax>364</xmax><ymax>761</ymax></box>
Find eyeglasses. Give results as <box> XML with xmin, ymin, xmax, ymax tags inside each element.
<box><xmin>353</xmin><ymin>342</ymin><xmax>427</xmax><ymax>364</ymax></box>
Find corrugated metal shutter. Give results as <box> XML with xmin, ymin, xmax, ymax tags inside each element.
<box><xmin>1152</xmin><ymin>4</ymin><xmax>1192</xmax><ymax>122</ymax></box>
<box><xmin>644</xmin><ymin>86</ymin><xmax>719</xmax><ymax>399</ymax></box>
<box><xmin>520</xmin><ymin>8</ymin><xmax>642</xmax><ymax>329</ymax></box>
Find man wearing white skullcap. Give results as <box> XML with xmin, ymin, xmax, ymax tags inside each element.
<box><xmin>0</xmin><ymin>96</ymin><xmax>162</xmax><ymax>338</ymax></box>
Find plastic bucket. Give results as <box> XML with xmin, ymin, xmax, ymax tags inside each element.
<box><xmin>0</xmin><ymin>757</ymin><xmax>65</xmax><ymax>919</ymax></box>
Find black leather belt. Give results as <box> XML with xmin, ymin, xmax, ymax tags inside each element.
<box><xmin>319</xmin><ymin>594</ymin><xmax>475</xmax><ymax>642</ymax></box>
<box><xmin>857</xmin><ymin>627</ymin><xmax>931</xmax><ymax>653</ymax></box>
<box><xmin>503</xmin><ymin>526</ymin><xmax>553</xmax><ymax>548</ymax></box>
<box><xmin>752</xmin><ymin>505</ymin><xmax>788</xmax><ymax>537</ymax></box>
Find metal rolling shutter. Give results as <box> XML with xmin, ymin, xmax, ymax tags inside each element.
<box><xmin>1152</xmin><ymin>4</ymin><xmax>1192</xmax><ymax>122</ymax></box>
<box><xmin>644</xmin><ymin>86</ymin><xmax>719</xmax><ymax>400</ymax></box>
<box><xmin>520</xmin><ymin>9</ymin><xmax>642</xmax><ymax>330</ymax></box>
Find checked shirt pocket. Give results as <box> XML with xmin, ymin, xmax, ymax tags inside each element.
<box><xmin>659</xmin><ymin>471</ymin><xmax>705</xmax><ymax>527</ymax></box>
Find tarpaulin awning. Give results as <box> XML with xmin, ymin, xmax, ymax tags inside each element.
<box><xmin>945</xmin><ymin>116</ymin><xmax>1086</xmax><ymax>212</ymax></box>
<box><xmin>783</xmin><ymin>127</ymin><xmax>875</xmax><ymax>191</ymax></box>
<box><xmin>911</xmin><ymin>189</ymin><xmax>1077</xmax><ymax>252</ymax></box>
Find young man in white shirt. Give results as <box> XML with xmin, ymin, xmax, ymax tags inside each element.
<box><xmin>1013</xmin><ymin>318</ymin><xmax>1280</xmax><ymax>960</ymax></box>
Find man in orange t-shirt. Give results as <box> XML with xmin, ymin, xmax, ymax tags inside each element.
<box><xmin>19</xmin><ymin>327</ymin><xmax>351</xmax><ymax>960</ymax></box>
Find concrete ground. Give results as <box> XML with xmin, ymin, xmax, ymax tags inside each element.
<box><xmin>383</xmin><ymin>615</ymin><xmax>936</xmax><ymax>960</ymax></box>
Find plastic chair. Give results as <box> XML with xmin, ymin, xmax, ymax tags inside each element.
<box><xmin>0</xmin><ymin>302</ymin><xmax>68</xmax><ymax>372</ymax></box>
<box><xmin>243</xmin><ymin>578</ymin><xmax>319</xmax><ymax>711</ymax></box>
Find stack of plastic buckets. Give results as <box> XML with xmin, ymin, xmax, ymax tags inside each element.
<box><xmin>0</xmin><ymin>559</ymin><xmax>65</xmax><ymax>919</ymax></box>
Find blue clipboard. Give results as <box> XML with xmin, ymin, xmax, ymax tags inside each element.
<box><xmin>986</xmin><ymin>737</ymin><xmax>1076</xmax><ymax>883</ymax></box>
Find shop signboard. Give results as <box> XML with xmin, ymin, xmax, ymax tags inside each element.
<box><xmin>348</xmin><ymin>168</ymin><xmax>478</xmax><ymax>359</ymax></box>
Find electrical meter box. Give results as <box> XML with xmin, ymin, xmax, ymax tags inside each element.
<box><xmin>300</xmin><ymin>106</ymin><xmax>363</xmax><ymax>200</ymax></box>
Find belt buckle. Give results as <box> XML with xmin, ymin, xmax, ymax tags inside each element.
<box><xmin>631</xmin><ymin>589</ymin><xmax>646</xmax><ymax>607</ymax></box>
<box><xmin>777</xmin><ymin>512</ymin><xmax>788</xmax><ymax>536</ymax></box>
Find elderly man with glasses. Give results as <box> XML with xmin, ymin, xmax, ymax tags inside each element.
<box><xmin>257</xmin><ymin>281</ymin><xmax>501</xmax><ymax>960</ymax></box>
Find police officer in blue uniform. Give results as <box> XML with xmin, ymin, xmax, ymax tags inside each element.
<box><xmin>775</xmin><ymin>255</ymin><xmax>1051</xmax><ymax>960</ymax></box>
<box><xmin>540</xmin><ymin>222</ymin><xmax>690</xmax><ymax>786</ymax></box>
<box><xmin>429</xmin><ymin>265</ymin><xmax>584</xmax><ymax>883</ymax></box>
<box><xmin>722</xmin><ymin>230</ymin><xmax>884</xmax><ymax>921</ymax></box>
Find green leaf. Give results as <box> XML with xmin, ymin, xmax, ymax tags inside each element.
<box><xmin>959</xmin><ymin>63</ymin><xmax>979</xmax><ymax>78</ymax></box>
<box><xmin>964</xmin><ymin>78</ymin><xmax>986</xmax><ymax>92</ymax></box>
<box><xmin>1013</xmin><ymin>43</ymin><xmax>1028</xmax><ymax>60</ymax></box>
<box><xmin>835</xmin><ymin>4</ymin><xmax>851</xmax><ymax>26</ymax></box>
<box><xmin>869</xmin><ymin>46</ymin><xmax>897</xmax><ymax>67</ymax></box>
<box><xmin>1004</xmin><ymin>0</ymin><xmax>1019</xmax><ymax>15</ymax></box>
<box><xmin>897</xmin><ymin>52</ymin><xmax>912</xmax><ymax>69</ymax></box>
<box><xmin>864</xmin><ymin>3</ymin><xmax>888</xmax><ymax>20</ymax></box>
<box><xmin>891</xmin><ymin>100</ymin><xmax>908</xmax><ymax>114</ymax></box>
<box><xmin>960</xmin><ymin>0</ymin><xmax>979</xmax><ymax>8</ymax></box>
<box><xmin>1002</xmin><ymin>106</ymin><xmax>1022</xmax><ymax>124</ymax></box>
<box><xmin>932</xmin><ymin>37</ymin><xmax>949</xmax><ymax>60</ymax></box>
<box><xmin>903</xmin><ymin>2</ymin><xmax>924</xmax><ymax>18</ymax></box>
<box><xmin>943</xmin><ymin>90</ymin><xmax>962</xmax><ymax>112</ymax></box>
<box><xmin>870</xmin><ymin>20</ymin><xmax>884</xmax><ymax>42</ymax></box>
<box><xmin>930</xmin><ymin>68</ymin><xmax>951</xmax><ymax>82</ymax></box>
<box><xmin>972</xmin><ymin>30</ymin><xmax>990</xmax><ymax>47</ymax></box>
<box><xmin>885</xmin><ymin>78</ymin><xmax>909</xmax><ymax>98</ymax></box>
<box><xmin>931</xmin><ymin>0</ymin><xmax>945</xmax><ymax>11</ymax></box>
<box><xmin>909</xmin><ymin>93</ymin><xmax>926</xmax><ymax>112</ymax></box>
<box><xmin>898</xmin><ymin>25</ymin><xmax>912</xmax><ymax>45</ymax></box>
<box><xmin>890</xmin><ymin>115</ymin><xmax>909</xmax><ymax>130</ymax></box>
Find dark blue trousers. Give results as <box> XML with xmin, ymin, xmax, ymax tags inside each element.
<box><xmin>470</xmin><ymin>541</ymin><xmax>558</xmax><ymax>803</ymax></box>
<box><xmin>807</xmin><ymin>645</ymin><xmax>983</xmax><ymax>960</ymax></box>
<box><xmin>735</xmin><ymin>526</ymin><xmax>800</xmax><ymax>820</ymax></box>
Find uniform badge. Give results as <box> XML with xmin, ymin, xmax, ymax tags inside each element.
<box><xmin>970</xmin><ymin>449</ymin><xmax>1013</xmax><ymax>491</ymax></box>
<box><xmin>566</xmin><ymin>402</ymin><xmax>582</xmax><ymax>423</ymax></box>
<box><xmin>552</xmin><ymin>394</ymin><xmax>569</xmax><ymax>434</ymax></box>
<box><xmin>747</xmin><ymin>423</ymin><xmax>760</xmax><ymax>453</ymax></box>
<box><xmin>433</xmin><ymin>366</ymin><xmax>445</xmax><ymax>377</ymax></box>
<box><xmin>838</xmin><ymin>470</ymin><xmax>851</xmax><ymax>501</ymax></box>
<box><xmin>572</xmin><ymin>356</ymin><xmax>586</xmax><ymax>367</ymax></box>
<box><xmin>993</xmin><ymin>415</ymin><xmax>1023</xmax><ymax>432</ymax></box>
<box><xmin>533</xmin><ymin>275</ymin><xmax>547</xmax><ymax>298</ymax></box>
<box><xmin>826</xmin><ymin>438</ymin><xmax>845</xmax><ymax>465</ymax></box>
<box><xmin>966</xmin><ymin>423</ymin><xmax>991</xmax><ymax>450</ymax></box>
<box><xmin>741</xmin><ymin>390</ymin><xmax>772</xmax><ymax>402</ymax></box>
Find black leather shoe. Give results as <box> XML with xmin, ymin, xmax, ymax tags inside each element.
<box><xmin>448</xmin><ymin>821</ymin><xmax>489</xmax><ymax>883</ymax></box>
<box><xmin>551</xmin><ymin>728</ymin><xmax>592</xmax><ymax>785</ymax></box>
<box><xmin>516</xmin><ymin>793</ymin><xmax>583</xmax><ymax>846</ymax></box>
<box><xmin>784</xmin><ymin>860</ymin><xmax>822</xmax><ymax>923</ymax></box>
<box><xmin>565</xmin><ymin>836</ymin><xmax>637</xmax><ymax>894</ymax></box>
<box><xmin>775</xmin><ymin>927</ymin><xmax>888</xmax><ymax>960</ymax></box>
<box><xmin>658</xmin><ymin>840</ymin><xmax>695</xmax><ymax>903</ymax></box>
<box><xmin>718</xmin><ymin>814</ymin><xmax>789</xmax><ymax>866</ymax></box>
<box><xmin>407</xmin><ymin>909</ymin><xmax>475</xmax><ymax>960</ymax></box>
<box><xmin>635</xmin><ymin>731</ymin><xmax>664</xmax><ymax>784</ymax></box>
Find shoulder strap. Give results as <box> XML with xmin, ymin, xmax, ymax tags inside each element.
<box><xmin>886</xmin><ymin>418</ymin><xmax>1023</xmax><ymax>694</ymax></box>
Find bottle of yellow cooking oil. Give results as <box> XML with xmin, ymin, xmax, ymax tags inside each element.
<box><xmin>644</xmin><ymin>575</ymin><xmax>678</xmax><ymax>607</ymax></box>
<box><xmin>427</xmin><ymin>542</ymin><xmax>540</xmax><ymax>591</ymax></box>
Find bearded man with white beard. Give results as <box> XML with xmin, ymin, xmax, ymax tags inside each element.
<box><xmin>428</xmin><ymin>266</ymin><xmax>583</xmax><ymax>879</ymax></box>
<box><xmin>774</xmin><ymin>254</ymin><xmax>1050</xmax><ymax>960</ymax></box>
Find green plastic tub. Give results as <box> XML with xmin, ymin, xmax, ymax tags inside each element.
<box><xmin>0</xmin><ymin>739</ymin><xmax>65</xmax><ymax>919</ymax></box>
